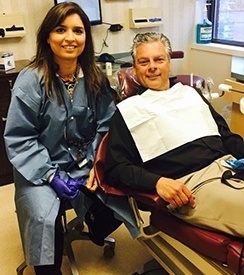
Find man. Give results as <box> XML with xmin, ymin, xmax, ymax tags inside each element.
<box><xmin>104</xmin><ymin>32</ymin><xmax>244</xmax><ymax>237</ymax></box>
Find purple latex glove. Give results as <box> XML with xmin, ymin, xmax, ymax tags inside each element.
<box><xmin>50</xmin><ymin>173</ymin><xmax>79</xmax><ymax>200</ymax></box>
<box><xmin>68</xmin><ymin>178</ymin><xmax>85</xmax><ymax>193</ymax></box>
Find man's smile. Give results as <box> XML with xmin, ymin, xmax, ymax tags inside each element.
<box><xmin>147</xmin><ymin>74</ymin><xmax>160</xmax><ymax>80</ymax></box>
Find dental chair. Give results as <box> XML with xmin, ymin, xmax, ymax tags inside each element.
<box><xmin>94</xmin><ymin>132</ymin><xmax>244</xmax><ymax>275</ymax></box>
<box><xmin>93</xmin><ymin>62</ymin><xmax>244</xmax><ymax>275</ymax></box>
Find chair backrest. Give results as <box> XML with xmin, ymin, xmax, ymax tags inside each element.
<box><xmin>94</xmin><ymin>132</ymin><xmax>127</xmax><ymax>196</ymax></box>
<box><xmin>116</xmin><ymin>67</ymin><xmax>141</xmax><ymax>101</ymax></box>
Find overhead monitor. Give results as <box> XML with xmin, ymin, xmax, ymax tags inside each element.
<box><xmin>231</xmin><ymin>56</ymin><xmax>244</xmax><ymax>83</ymax></box>
<box><xmin>54</xmin><ymin>0</ymin><xmax>102</xmax><ymax>25</ymax></box>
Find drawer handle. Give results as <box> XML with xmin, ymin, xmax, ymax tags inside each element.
<box><xmin>1</xmin><ymin>117</ymin><xmax>7</xmax><ymax>121</ymax></box>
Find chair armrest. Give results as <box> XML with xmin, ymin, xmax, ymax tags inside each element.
<box><xmin>124</xmin><ymin>189</ymin><xmax>167</xmax><ymax>210</ymax></box>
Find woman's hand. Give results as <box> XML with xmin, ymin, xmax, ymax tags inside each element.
<box><xmin>50</xmin><ymin>172</ymin><xmax>79</xmax><ymax>200</ymax></box>
<box><xmin>156</xmin><ymin>177</ymin><xmax>196</xmax><ymax>209</ymax></box>
<box><xmin>86</xmin><ymin>167</ymin><xmax>98</xmax><ymax>192</ymax></box>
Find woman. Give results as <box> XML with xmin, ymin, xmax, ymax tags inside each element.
<box><xmin>4</xmin><ymin>2</ymin><xmax>116</xmax><ymax>274</ymax></box>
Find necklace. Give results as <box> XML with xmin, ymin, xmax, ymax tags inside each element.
<box><xmin>60</xmin><ymin>73</ymin><xmax>75</xmax><ymax>82</ymax></box>
<box><xmin>59</xmin><ymin>64</ymin><xmax>80</xmax><ymax>101</ymax></box>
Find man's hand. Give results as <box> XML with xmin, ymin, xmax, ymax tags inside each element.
<box><xmin>155</xmin><ymin>177</ymin><xmax>196</xmax><ymax>208</ymax></box>
<box><xmin>86</xmin><ymin>168</ymin><xmax>98</xmax><ymax>192</ymax></box>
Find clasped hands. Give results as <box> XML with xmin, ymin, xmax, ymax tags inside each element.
<box><xmin>50</xmin><ymin>168</ymin><xmax>98</xmax><ymax>200</ymax></box>
<box><xmin>156</xmin><ymin>177</ymin><xmax>196</xmax><ymax>209</ymax></box>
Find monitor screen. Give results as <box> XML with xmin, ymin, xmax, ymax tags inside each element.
<box><xmin>54</xmin><ymin>0</ymin><xmax>102</xmax><ymax>25</ymax></box>
<box><xmin>231</xmin><ymin>56</ymin><xmax>244</xmax><ymax>83</ymax></box>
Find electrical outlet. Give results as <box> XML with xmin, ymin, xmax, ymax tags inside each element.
<box><xmin>109</xmin><ymin>24</ymin><xmax>123</xmax><ymax>32</ymax></box>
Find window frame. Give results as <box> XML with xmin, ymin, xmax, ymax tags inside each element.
<box><xmin>208</xmin><ymin>0</ymin><xmax>244</xmax><ymax>47</ymax></box>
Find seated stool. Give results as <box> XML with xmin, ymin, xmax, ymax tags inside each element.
<box><xmin>16</xmin><ymin>210</ymin><xmax>115</xmax><ymax>275</ymax></box>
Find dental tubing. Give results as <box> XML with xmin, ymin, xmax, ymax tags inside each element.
<box><xmin>203</xmin><ymin>93</ymin><xmax>220</xmax><ymax>101</ymax></box>
<box><xmin>218</xmin><ymin>84</ymin><xmax>244</xmax><ymax>114</ymax></box>
<box><xmin>218</xmin><ymin>84</ymin><xmax>244</xmax><ymax>94</ymax></box>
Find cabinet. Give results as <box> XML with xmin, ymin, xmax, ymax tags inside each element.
<box><xmin>0</xmin><ymin>60</ymin><xmax>29</xmax><ymax>185</ymax></box>
<box><xmin>224</xmin><ymin>79</ymin><xmax>244</xmax><ymax>138</ymax></box>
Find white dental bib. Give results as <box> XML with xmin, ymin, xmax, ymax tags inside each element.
<box><xmin>117</xmin><ymin>83</ymin><xmax>220</xmax><ymax>162</ymax></box>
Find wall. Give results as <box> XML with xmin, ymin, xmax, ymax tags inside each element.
<box><xmin>1</xmin><ymin>0</ymin><xmax>243</xmax><ymax>115</ymax></box>
<box><xmin>0</xmin><ymin>0</ymin><xmax>53</xmax><ymax>60</ymax></box>
<box><xmin>189</xmin><ymin>44</ymin><xmax>244</xmax><ymax>114</ymax></box>
<box><xmin>0</xmin><ymin>0</ymin><xmax>196</xmax><ymax>76</ymax></box>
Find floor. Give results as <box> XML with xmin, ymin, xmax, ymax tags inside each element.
<box><xmin>0</xmin><ymin>183</ymin><xmax>168</xmax><ymax>275</ymax></box>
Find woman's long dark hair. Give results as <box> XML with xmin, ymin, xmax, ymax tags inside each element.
<box><xmin>29</xmin><ymin>1</ymin><xmax>104</xmax><ymax>103</ymax></box>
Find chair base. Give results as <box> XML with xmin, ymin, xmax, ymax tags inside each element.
<box><xmin>138</xmin><ymin>226</ymin><xmax>234</xmax><ymax>275</ymax></box>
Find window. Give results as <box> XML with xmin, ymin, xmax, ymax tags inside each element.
<box><xmin>208</xmin><ymin>0</ymin><xmax>244</xmax><ymax>47</ymax></box>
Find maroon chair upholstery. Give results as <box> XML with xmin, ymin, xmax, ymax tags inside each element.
<box><xmin>150</xmin><ymin>208</ymin><xmax>243</xmax><ymax>266</ymax></box>
<box><xmin>171</xmin><ymin>50</ymin><xmax>184</xmax><ymax>59</ymax></box>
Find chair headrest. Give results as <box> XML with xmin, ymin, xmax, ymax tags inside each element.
<box><xmin>116</xmin><ymin>67</ymin><xmax>141</xmax><ymax>102</ymax></box>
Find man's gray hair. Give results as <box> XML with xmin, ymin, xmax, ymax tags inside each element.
<box><xmin>131</xmin><ymin>32</ymin><xmax>172</xmax><ymax>63</ymax></box>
